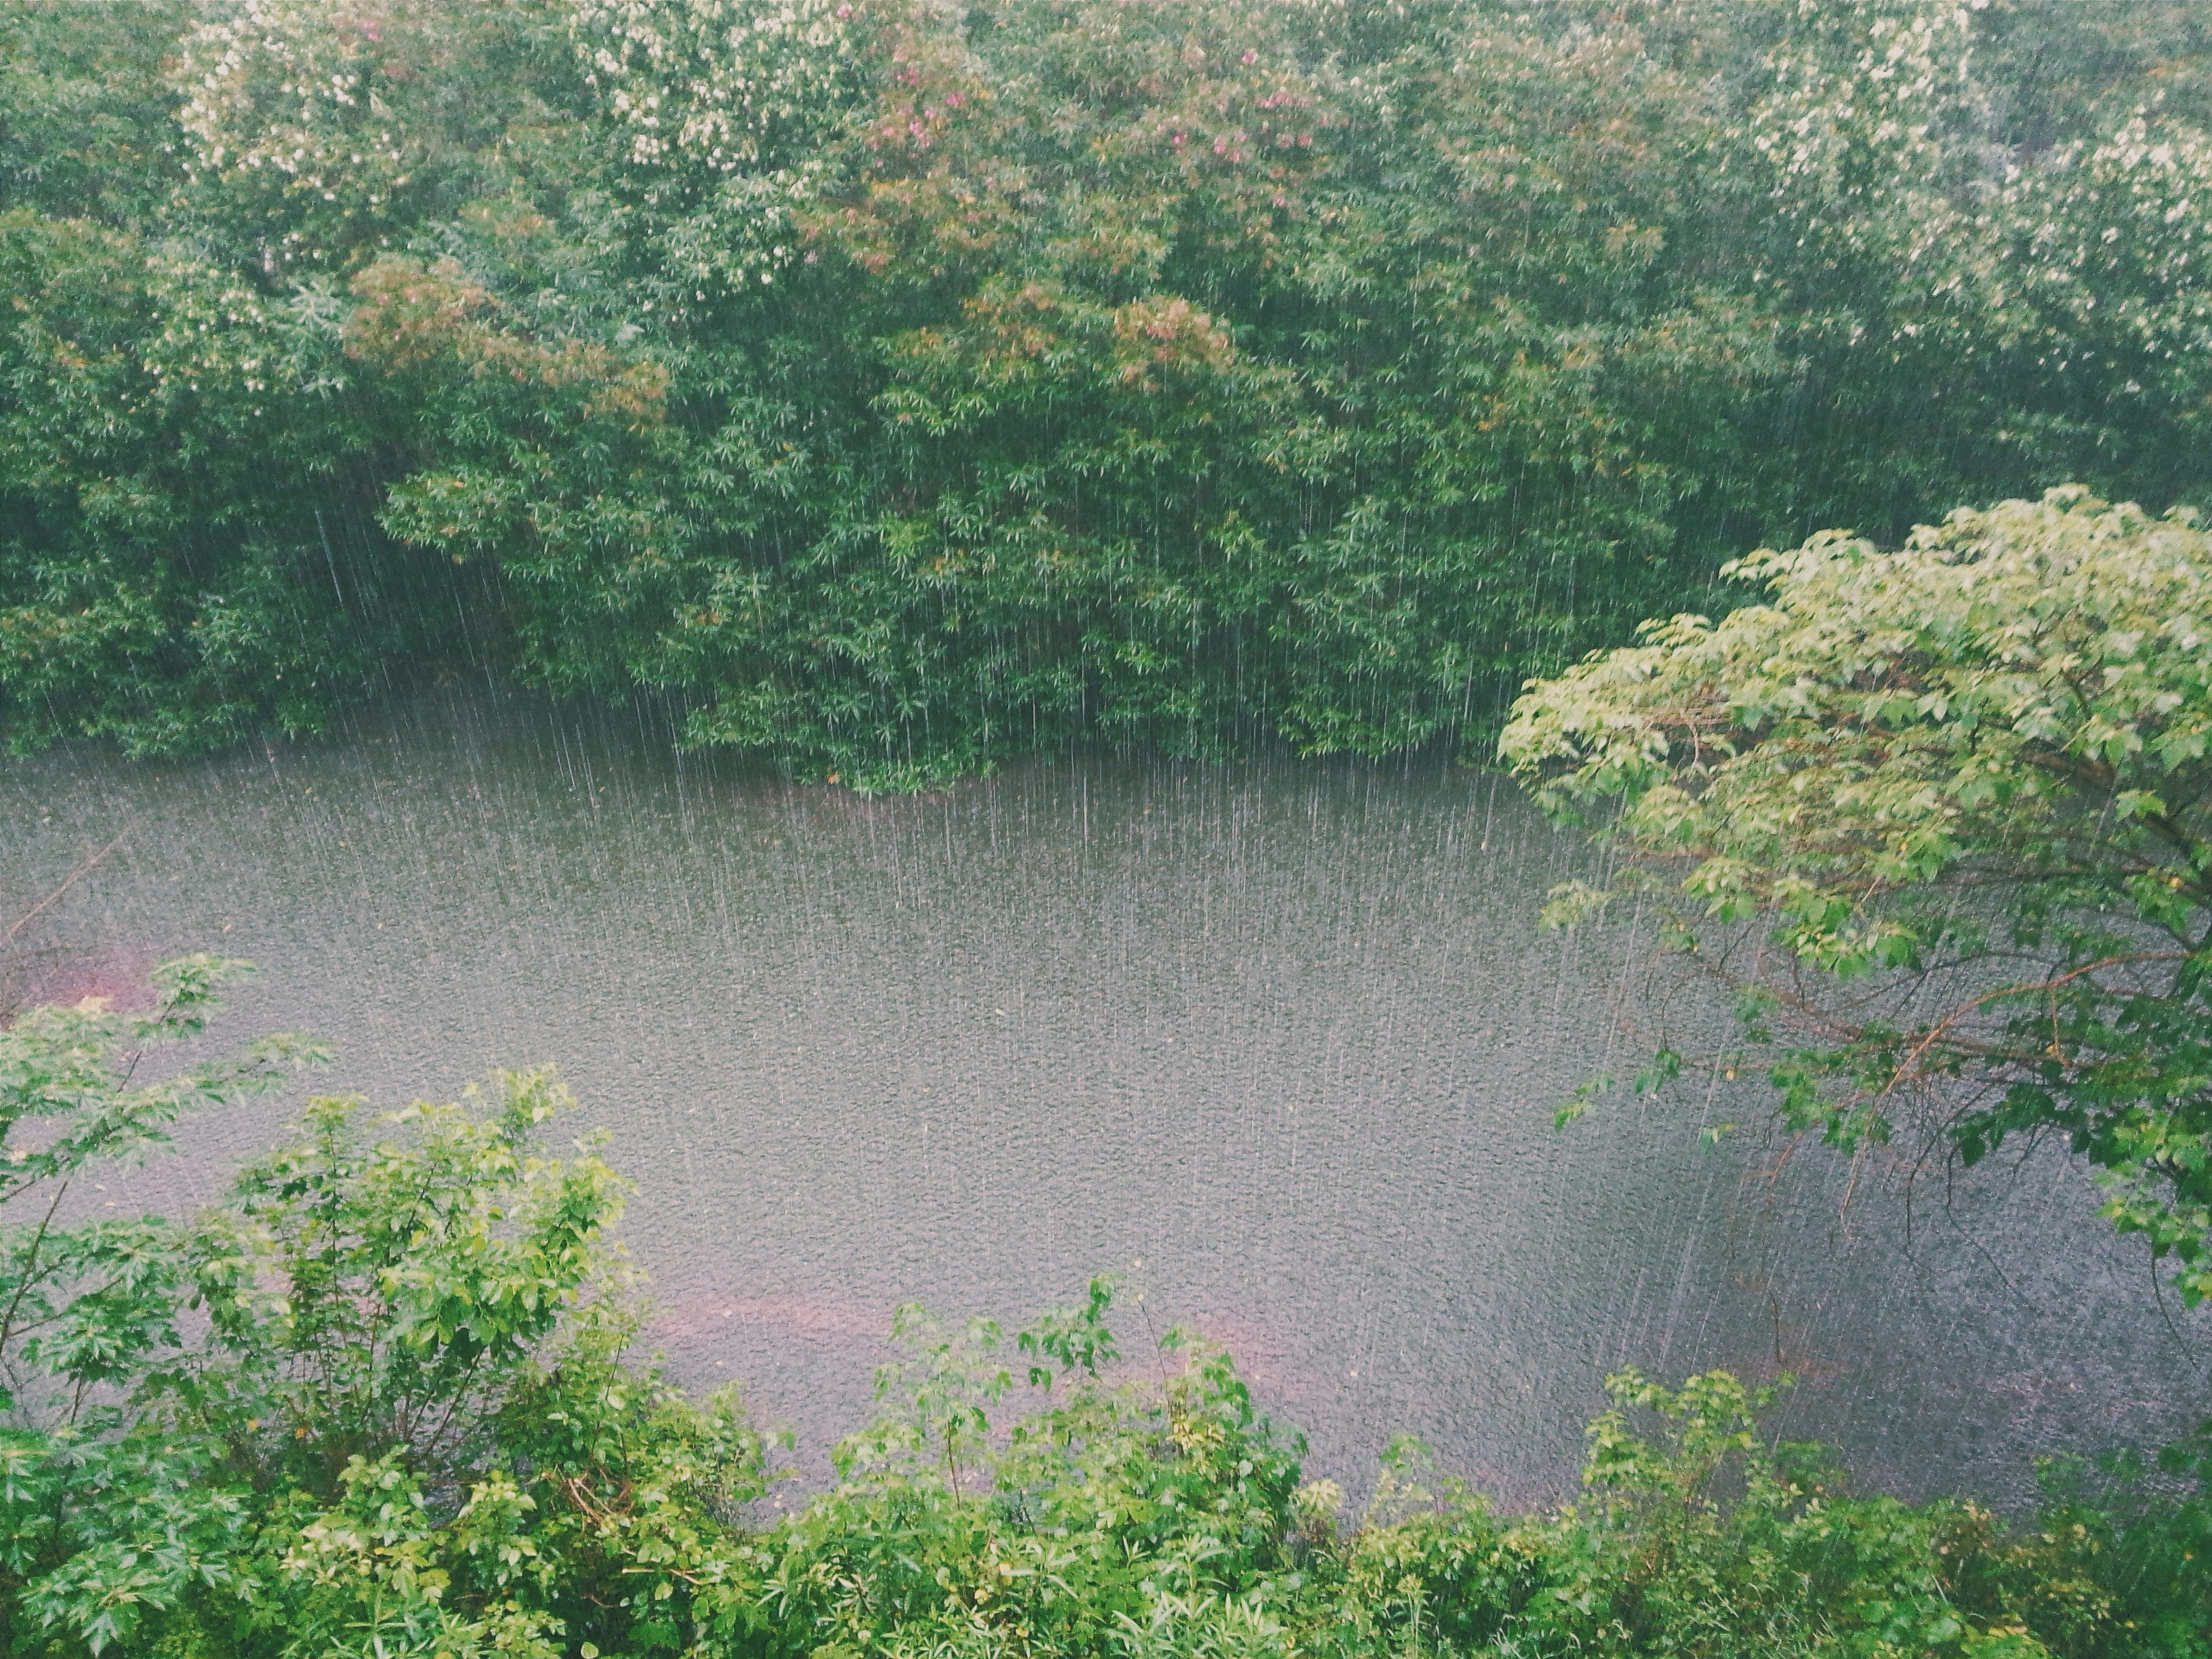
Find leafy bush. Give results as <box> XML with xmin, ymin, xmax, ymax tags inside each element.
<box><xmin>3</xmin><ymin>962</ymin><xmax>2207</xmax><ymax>1656</ymax></box>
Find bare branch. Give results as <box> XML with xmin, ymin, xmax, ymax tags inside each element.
<box><xmin>3</xmin><ymin>825</ymin><xmax>136</xmax><ymax>949</ymax></box>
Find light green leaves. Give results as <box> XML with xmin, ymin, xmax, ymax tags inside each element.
<box><xmin>0</xmin><ymin>957</ymin><xmax>321</xmax><ymax>1654</ymax></box>
<box><xmin>1507</xmin><ymin>488</ymin><xmax>2212</xmax><ymax>1297</ymax></box>
<box><xmin>1538</xmin><ymin>879</ymin><xmax>1616</xmax><ymax>932</ymax></box>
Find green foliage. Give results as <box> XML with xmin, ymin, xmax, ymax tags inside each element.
<box><xmin>1504</xmin><ymin>488</ymin><xmax>2212</xmax><ymax>1309</ymax></box>
<box><xmin>3</xmin><ymin>962</ymin><xmax>2209</xmax><ymax>1655</ymax></box>
<box><xmin>0</xmin><ymin>956</ymin><xmax>324</xmax><ymax>1424</ymax></box>
<box><xmin>0</xmin><ymin>956</ymin><xmax>323</xmax><ymax>1654</ymax></box>
<box><xmin>0</xmin><ymin>962</ymin><xmax>768</xmax><ymax>1658</ymax></box>
<box><xmin>0</xmin><ymin>1</ymin><xmax>189</xmax><ymax>222</ymax></box>
<box><xmin>2</xmin><ymin>0</ymin><xmax>2210</xmax><ymax>778</ymax></box>
<box><xmin>750</xmin><ymin>1286</ymin><xmax>1309</xmax><ymax>1657</ymax></box>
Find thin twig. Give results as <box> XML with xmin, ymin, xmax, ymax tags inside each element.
<box><xmin>4</xmin><ymin>824</ymin><xmax>136</xmax><ymax>946</ymax></box>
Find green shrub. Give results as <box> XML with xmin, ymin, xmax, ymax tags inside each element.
<box><xmin>3</xmin><ymin>963</ymin><xmax>2207</xmax><ymax>1656</ymax></box>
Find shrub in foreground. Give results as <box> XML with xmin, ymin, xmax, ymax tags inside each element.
<box><xmin>1</xmin><ymin>963</ymin><xmax>2206</xmax><ymax>1656</ymax></box>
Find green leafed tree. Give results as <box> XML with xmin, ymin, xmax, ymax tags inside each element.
<box><xmin>0</xmin><ymin>960</ymin><xmax>764</xmax><ymax>1658</ymax></box>
<box><xmin>1503</xmin><ymin>487</ymin><xmax>2212</xmax><ymax>1302</ymax></box>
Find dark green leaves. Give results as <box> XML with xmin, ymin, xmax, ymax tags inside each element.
<box><xmin>9</xmin><ymin>0</ymin><xmax>2211</xmax><ymax>777</ymax></box>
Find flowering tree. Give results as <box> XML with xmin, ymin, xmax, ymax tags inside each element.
<box><xmin>1746</xmin><ymin>0</ymin><xmax>2212</xmax><ymax>523</ymax></box>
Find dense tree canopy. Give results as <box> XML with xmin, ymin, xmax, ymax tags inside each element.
<box><xmin>3</xmin><ymin>0</ymin><xmax>2210</xmax><ymax>782</ymax></box>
